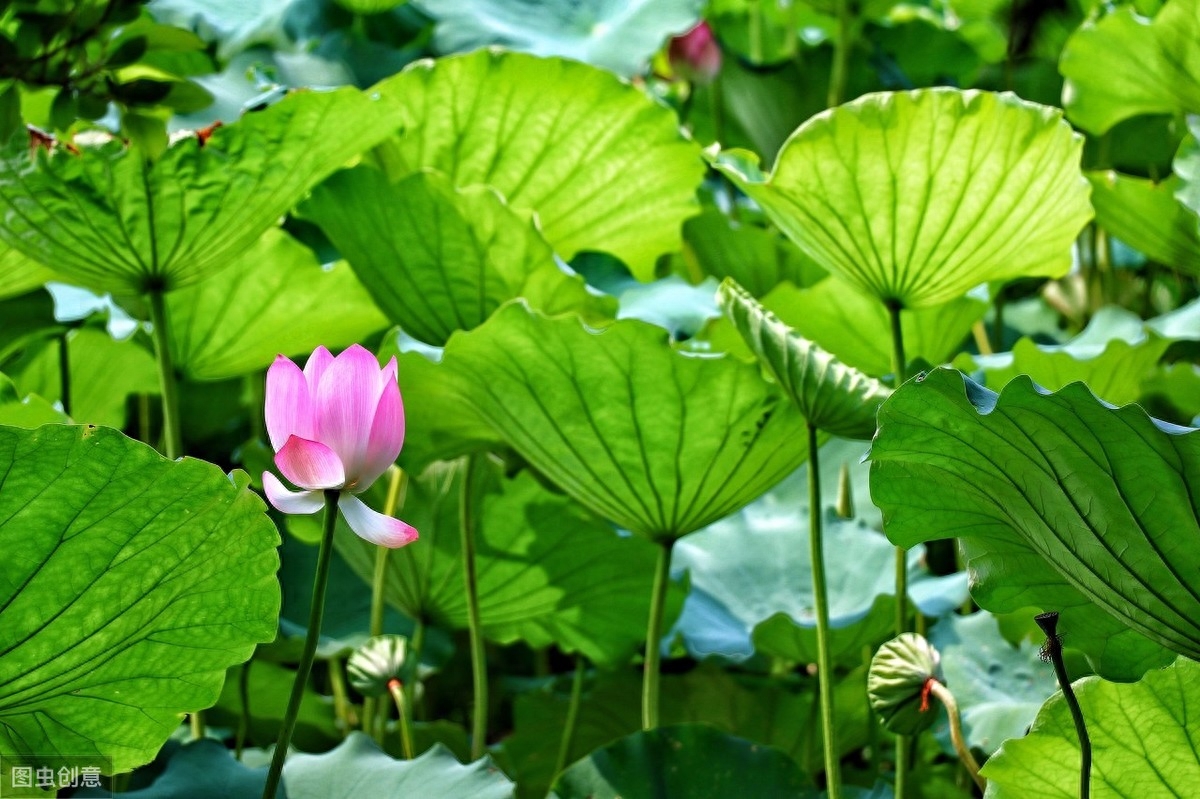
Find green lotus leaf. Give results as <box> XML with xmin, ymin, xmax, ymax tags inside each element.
<box><xmin>501</xmin><ymin>664</ymin><xmax>869</xmax><ymax>795</ymax></box>
<box><xmin>681</xmin><ymin>209</ymin><xmax>827</xmax><ymax>297</ymax></box>
<box><xmin>0</xmin><ymin>87</ymin><xmax>402</xmax><ymax>294</ymax></box>
<box><xmin>712</xmin><ymin>88</ymin><xmax>1092</xmax><ymax>308</ymax></box>
<box><xmin>670</xmin><ymin>449</ymin><xmax>969</xmax><ymax>664</ymax></box>
<box><xmin>439</xmin><ymin>302</ymin><xmax>811</xmax><ymax>541</ymax></box>
<box><xmin>413</xmin><ymin>0</ymin><xmax>703</xmax><ymax>77</ymax></box>
<box><xmin>958</xmin><ymin>306</ymin><xmax>1172</xmax><ymax>406</ymax></box>
<box><xmin>9</xmin><ymin>326</ymin><xmax>159</xmax><ymax>428</ymax></box>
<box><xmin>167</xmin><ymin>229</ymin><xmax>387</xmax><ymax>381</ymax></box>
<box><xmin>1086</xmin><ymin>171</ymin><xmax>1200</xmax><ymax>276</ymax></box>
<box><xmin>209</xmin><ymin>660</ymin><xmax>339</xmax><ymax>754</ymax></box>
<box><xmin>552</xmin><ymin>724</ymin><xmax>816</xmax><ymax>799</ymax></box>
<box><xmin>0</xmin><ymin>242</ymin><xmax>55</xmax><ymax>300</ymax></box>
<box><xmin>102</xmin><ymin>738</ymin><xmax>274</xmax><ymax>799</ymax></box>
<box><xmin>763</xmin><ymin>277</ymin><xmax>987</xmax><ymax>377</ymax></box>
<box><xmin>869</xmin><ymin>367</ymin><xmax>1198</xmax><ymax>679</ymax></box>
<box><xmin>302</xmin><ymin>167</ymin><xmax>613</xmax><ymax>346</ymax></box>
<box><xmin>718</xmin><ymin>279</ymin><xmax>890</xmax><ymax>438</ymax></box>
<box><xmin>332</xmin><ymin>461</ymin><xmax>675</xmax><ymax>667</ymax></box>
<box><xmin>981</xmin><ymin>657</ymin><xmax>1200</xmax><ymax>797</ymax></box>
<box><xmin>1059</xmin><ymin>0</ymin><xmax>1200</xmax><ymax>136</ymax></box>
<box><xmin>374</xmin><ymin>50</ymin><xmax>704</xmax><ymax>280</ymax></box>
<box><xmin>0</xmin><ymin>373</ymin><xmax>66</xmax><ymax>428</ymax></box>
<box><xmin>1173</xmin><ymin>122</ymin><xmax>1200</xmax><ymax>218</ymax></box>
<box><xmin>0</xmin><ymin>425</ymin><xmax>280</xmax><ymax>773</ymax></box>
<box><xmin>284</xmin><ymin>734</ymin><xmax>513</xmax><ymax>799</ymax></box>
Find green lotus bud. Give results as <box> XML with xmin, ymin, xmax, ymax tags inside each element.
<box><xmin>347</xmin><ymin>634</ymin><xmax>409</xmax><ymax>698</ymax></box>
<box><xmin>867</xmin><ymin>633</ymin><xmax>942</xmax><ymax>735</ymax></box>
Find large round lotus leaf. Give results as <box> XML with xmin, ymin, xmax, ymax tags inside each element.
<box><xmin>301</xmin><ymin>167</ymin><xmax>612</xmax><ymax>346</ymax></box>
<box><xmin>373</xmin><ymin>50</ymin><xmax>704</xmax><ymax>281</ymax></box>
<box><xmin>713</xmin><ymin>88</ymin><xmax>1092</xmax><ymax>309</ymax></box>
<box><xmin>0</xmin><ymin>425</ymin><xmax>280</xmax><ymax>773</ymax></box>
<box><xmin>1059</xmin><ymin>0</ymin><xmax>1200</xmax><ymax>136</ymax></box>
<box><xmin>869</xmin><ymin>367</ymin><xmax>1198</xmax><ymax>680</ymax></box>
<box><xmin>982</xmin><ymin>657</ymin><xmax>1200</xmax><ymax>797</ymax></box>
<box><xmin>552</xmin><ymin>724</ymin><xmax>817</xmax><ymax>799</ymax></box>
<box><xmin>166</xmin><ymin>229</ymin><xmax>388</xmax><ymax>381</ymax></box>
<box><xmin>330</xmin><ymin>461</ymin><xmax>675</xmax><ymax>667</ymax></box>
<box><xmin>284</xmin><ymin>734</ymin><xmax>513</xmax><ymax>799</ymax></box>
<box><xmin>438</xmin><ymin>302</ymin><xmax>811</xmax><ymax>541</ymax></box>
<box><xmin>718</xmin><ymin>279</ymin><xmax>890</xmax><ymax>438</ymax></box>
<box><xmin>413</xmin><ymin>0</ymin><xmax>703</xmax><ymax>77</ymax></box>
<box><xmin>0</xmin><ymin>87</ymin><xmax>401</xmax><ymax>294</ymax></box>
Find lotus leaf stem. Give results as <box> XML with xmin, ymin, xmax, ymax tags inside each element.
<box><xmin>554</xmin><ymin>654</ymin><xmax>587</xmax><ymax>777</ymax></box>
<box><xmin>642</xmin><ymin>539</ymin><xmax>674</xmax><ymax>730</ymax></box>
<box><xmin>926</xmin><ymin>680</ymin><xmax>985</xmax><ymax>792</ymax></box>
<box><xmin>147</xmin><ymin>289</ymin><xmax>182</xmax><ymax>460</ymax></box>
<box><xmin>807</xmin><ymin>422</ymin><xmax>842</xmax><ymax>798</ymax></box>
<box><xmin>460</xmin><ymin>454</ymin><xmax>488</xmax><ymax>759</ymax></box>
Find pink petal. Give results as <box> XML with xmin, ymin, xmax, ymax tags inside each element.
<box><xmin>338</xmin><ymin>494</ymin><xmax>419</xmax><ymax>548</ymax></box>
<box><xmin>265</xmin><ymin>355</ymin><xmax>315</xmax><ymax>451</ymax></box>
<box><xmin>275</xmin><ymin>435</ymin><xmax>347</xmax><ymax>490</ymax></box>
<box><xmin>355</xmin><ymin>377</ymin><xmax>405</xmax><ymax>490</ymax></box>
<box><xmin>263</xmin><ymin>472</ymin><xmax>325</xmax><ymax>515</ymax></box>
<box><xmin>303</xmin><ymin>346</ymin><xmax>335</xmax><ymax>393</ymax></box>
<box><xmin>315</xmin><ymin>345</ymin><xmax>385</xmax><ymax>481</ymax></box>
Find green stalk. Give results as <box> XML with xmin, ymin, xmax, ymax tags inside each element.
<box><xmin>895</xmin><ymin>738</ymin><xmax>910</xmax><ymax>799</ymax></box>
<box><xmin>147</xmin><ymin>289</ymin><xmax>182</xmax><ymax>459</ymax></box>
<box><xmin>1036</xmin><ymin>612</ymin><xmax>1090</xmax><ymax>799</ymax></box>
<box><xmin>460</xmin><ymin>454</ymin><xmax>488</xmax><ymax>759</ymax></box>
<box><xmin>807</xmin><ymin>423</ymin><xmax>841</xmax><ymax>798</ymax></box>
<box><xmin>886</xmin><ymin>298</ymin><xmax>911</xmax><ymax>799</ymax></box>
<box><xmin>827</xmin><ymin>0</ymin><xmax>852</xmax><ymax>107</ymax></box>
<box><xmin>926</xmin><ymin>681</ymin><xmax>985</xmax><ymax>792</ymax></box>
<box><xmin>328</xmin><ymin>657</ymin><xmax>354</xmax><ymax>737</ymax></box>
<box><xmin>642</xmin><ymin>539</ymin><xmax>674</xmax><ymax>730</ymax></box>
<box><xmin>370</xmin><ymin>467</ymin><xmax>406</xmax><ymax>638</ymax></box>
<box><xmin>235</xmin><ymin>661</ymin><xmax>251</xmax><ymax>761</ymax></box>
<box><xmin>886</xmin><ymin>299</ymin><xmax>910</xmax><ymax>636</ymax></box>
<box><xmin>387</xmin><ymin>679</ymin><xmax>414</xmax><ymax>759</ymax></box>
<box><xmin>57</xmin><ymin>331</ymin><xmax>71</xmax><ymax>417</ymax></box>
<box><xmin>262</xmin><ymin>489</ymin><xmax>340</xmax><ymax>799</ymax></box>
<box><xmin>405</xmin><ymin>616</ymin><xmax>426</xmax><ymax>724</ymax></box>
<box><xmin>553</xmin><ymin>654</ymin><xmax>587</xmax><ymax>777</ymax></box>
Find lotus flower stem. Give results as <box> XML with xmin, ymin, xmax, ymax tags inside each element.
<box><xmin>807</xmin><ymin>422</ymin><xmax>842</xmax><ymax>798</ymax></box>
<box><xmin>554</xmin><ymin>654</ymin><xmax>587</xmax><ymax>777</ymax></box>
<box><xmin>642</xmin><ymin>539</ymin><xmax>674</xmax><ymax>730</ymax></box>
<box><xmin>147</xmin><ymin>289</ymin><xmax>182</xmax><ymax>459</ymax></box>
<box><xmin>1036</xmin><ymin>612</ymin><xmax>1090</xmax><ymax>799</ymax></box>
<box><xmin>262</xmin><ymin>488</ymin><xmax>340</xmax><ymax>799</ymax></box>
<box><xmin>460</xmin><ymin>454</ymin><xmax>489</xmax><ymax>759</ymax></box>
<box><xmin>57</xmin><ymin>331</ymin><xmax>71</xmax><ymax>416</ymax></box>
<box><xmin>387</xmin><ymin>679</ymin><xmax>414</xmax><ymax>759</ymax></box>
<box><xmin>926</xmin><ymin>680</ymin><xmax>985</xmax><ymax>792</ymax></box>
<box><xmin>828</xmin><ymin>0</ymin><xmax>851</xmax><ymax>107</ymax></box>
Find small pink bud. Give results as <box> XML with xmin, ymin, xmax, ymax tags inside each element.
<box><xmin>669</xmin><ymin>22</ymin><xmax>722</xmax><ymax>83</ymax></box>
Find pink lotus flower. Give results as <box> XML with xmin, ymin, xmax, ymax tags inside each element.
<box><xmin>262</xmin><ymin>344</ymin><xmax>418</xmax><ymax>548</ymax></box>
<box><xmin>669</xmin><ymin>21</ymin><xmax>722</xmax><ymax>83</ymax></box>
